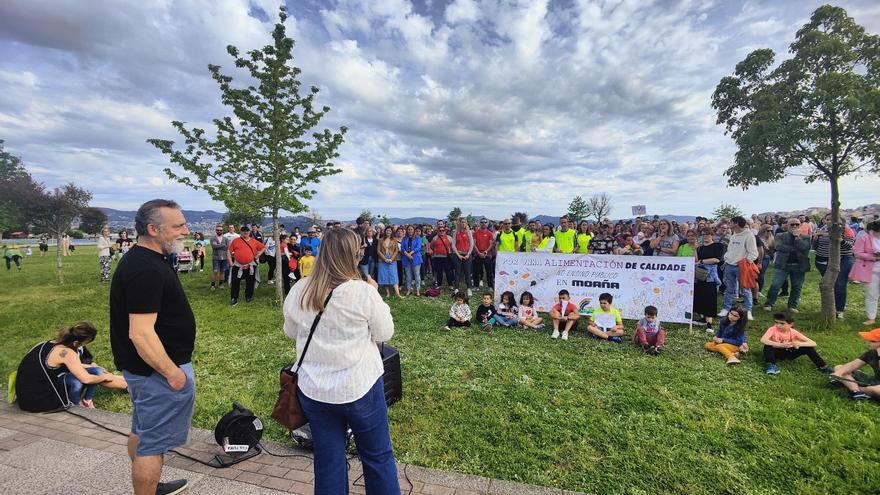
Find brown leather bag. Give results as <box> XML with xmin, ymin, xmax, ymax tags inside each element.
<box><xmin>271</xmin><ymin>292</ymin><xmax>332</xmax><ymax>431</ymax></box>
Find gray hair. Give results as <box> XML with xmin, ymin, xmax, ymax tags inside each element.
<box><xmin>135</xmin><ymin>199</ymin><xmax>180</xmax><ymax>236</ymax></box>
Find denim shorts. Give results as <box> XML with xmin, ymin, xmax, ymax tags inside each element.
<box><xmin>212</xmin><ymin>258</ymin><xmax>228</xmax><ymax>272</ymax></box>
<box><xmin>123</xmin><ymin>363</ymin><xmax>196</xmax><ymax>456</ymax></box>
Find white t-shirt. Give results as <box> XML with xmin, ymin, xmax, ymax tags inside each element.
<box><xmin>283</xmin><ymin>279</ymin><xmax>394</xmax><ymax>404</ymax></box>
<box><xmin>874</xmin><ymin>237</ymin><xmax>880</xmax><ymax>273</ymax></box>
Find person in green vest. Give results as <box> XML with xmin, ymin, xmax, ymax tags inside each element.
<box><xmin>554</xmin><ymin>216</ymin><xmax>577</xmax><ymax>254</ymax></box>
<box><xmin>3</xmin><ymin>245</ymin><xmax>23</xmax><ymax>270</ymax></box>
<box><xmin>495</xmin><ymin>219</ymin><xmax>520</xmax><ymax>253</ymax></box>
<box><xmin>678</xmin><ymin>230</ymin><xmax>698</xmax><ymax>258</ymax></box>
<box><xmin>575</xmin><ymin>220</ymin><xmax>592</xmax><ymax>254</ymax></box>
<box><xmin>511</xmin><ymin>218</ymin><xmax>529</xmax><ymax>252</ymax></box>
<box><xmin>534</xmin><ymin>224</ymin><xmax>556</xmax><ymax>252</ymax></box>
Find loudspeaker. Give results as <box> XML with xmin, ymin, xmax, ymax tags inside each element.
<box><xmin>379</xmin><ymin>343</ymin><xmax>402</xmax><ymax>406</ymax></box>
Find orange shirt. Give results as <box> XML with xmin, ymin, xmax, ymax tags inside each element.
<box><xmin>761</xmin><ymin>326</ymin><xmax>807</xmax><ymax>344</ymax></box>
<box><xmin>229</xmin><ymin>237</ymin><xmax>264</xmax><ymax>265</ymax></box>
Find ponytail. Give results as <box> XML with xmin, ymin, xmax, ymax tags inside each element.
<box><xmin>55</xmin><ymin>322</ymin><xmax>97</xmax><ymax>349</ymax></box>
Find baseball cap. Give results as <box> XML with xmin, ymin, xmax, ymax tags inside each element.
<box><xmin>240</xmin><ymin>225</ymin><xmax>249</xmax><ymax>232</ymax></box>
<box><xmin>858</xmin><ymin>328</ymin><xmax>880</xmax><ymax>342</ymax></box>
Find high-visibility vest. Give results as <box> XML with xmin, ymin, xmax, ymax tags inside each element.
<box><xmin>576</xmin><ymin>233</ymin><xmax>592</xmax><ymax>254</ymax></box>
<box><xmin>554</xmin><ymin>229</ymin><xmax>576</xmax><ymax>253</ymax></box>
<box><xmin>496</xmin><ymin>231</ymin><xmax>519</xmax><ymax>252</ymax></box>
<box><xmin>537</xmin><ymin>236</ymin><xmax>552</xmax><ymax>250</ymax></box>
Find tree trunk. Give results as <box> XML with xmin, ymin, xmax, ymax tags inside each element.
<box><xmin>55</xmin><ymin>233</ymin><xmax>64</xmax><ymax>284</ymax></box>
<box><xmin>819</xmin><ymin>177</ymin><xmax>841</xmax><ymax>327</ymax></box>
<box><xmin>272</xmin><ymin>213</ymin><xmax>284</xmax><ymax>304</ymax></box>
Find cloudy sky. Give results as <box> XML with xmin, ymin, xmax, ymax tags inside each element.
<box><xmin>1</xmin><ymin>0</ymin><xmax>878</xmax><ymax>220</ymax></box>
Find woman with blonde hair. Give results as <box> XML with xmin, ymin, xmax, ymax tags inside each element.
<box><xmin>377</xmin><ymin>226</ymin><xmax>403</xmax><ymax>298</ymax></box>
<box><xmin>282</xmin><ymin>228</ymin><xmax>399</xmax><ymax>494</ymax></box>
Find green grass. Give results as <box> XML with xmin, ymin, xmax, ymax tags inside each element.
<box><xmin>2</xmin><ymin>247</ymin><xmax>878</xmax><ymax>494</ymax></box>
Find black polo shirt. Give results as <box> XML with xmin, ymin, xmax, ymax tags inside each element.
<box><xmin>109</xmin><ymin>245</ymin><xmax>196</xmax><ymax>376</ymax></box>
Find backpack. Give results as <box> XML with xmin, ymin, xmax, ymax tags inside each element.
<box><xmin>425</xmin><ymin>287</ymin><xmax>442</xmax><ymax>297</ymax></box>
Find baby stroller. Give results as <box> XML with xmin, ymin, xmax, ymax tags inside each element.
<box><xmin>176</xmin><ymin>250</ymin><xmax>193</xmax><ymax>274</ymax></box>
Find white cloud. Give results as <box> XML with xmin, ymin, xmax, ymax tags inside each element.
<box><xmin>445</xmin><ymin>0</ymin><xmax>480</xmax><ymax>24</ymax></box>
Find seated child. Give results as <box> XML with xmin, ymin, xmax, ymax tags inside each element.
<box><xmin>443</xmin><ymin>293</ymin><xmax>472</xmax><ymax>331</ymax></box>
<box><xmin>587</xmin><ymin>292</ymin><xmax>624</xmax><ymax>343</ymax></box>
<box><xmin>517</xmin><ymin>291</ymin><xmax>544</xmax><ymax>329</ymax></box>
<box><xmin>831</xmin><ymin>327</ymin><xmax>880</xmax><ymax>400</ymax></box>
<box><xmin>704</xmin><ymin>305</ymin><xmax>749</xmax><ymax>365</ymax></box>
<box><xmin>550</xmin><ymin>289</ymin><xmax>579</xmax><ymax>340</ymax></box>
<box><xmin>495</xmin><ymin>291</ymin><xmax>519</xmax><ymax>327</ymax></box>
<box><xmin>474</xmin><ymin>293</ymin><xmax>497</xmax><ymax>332</ymax></box>
<box><xmin>760</xmin><ymin>312</ymin><xmax>832</xmax><ymax>375</ymax></box>
<box><xmin>632</xmin><ymin>305</ymin><xmax>665</xmax><ymax>355</ymax></box>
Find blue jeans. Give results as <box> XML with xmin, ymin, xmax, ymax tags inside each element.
<box><xmin>494</xmin><ymin>314</ymin><xmax>518</xmax><ymax>327</ymax></box>
<box><xmin>815</xmin><ymin>255</ymin><xmax>854</xmax><ymax>312</ymax></box>
<box><xmin>298</xmin><ymin>377</ymin><xmax>399</xmax><ymax>495</ymax></box>
<box><xmin>722</xmin><ymin>263</ymin><xmax>753</xmax><ymax>311</ymax></box>
<box><xmin>64</xmin><ymin>367</ymin><xmax>103</xmax><ymax>404</ymax></box>
<box><xmin>757</xmin><ymin>256</ymin><xmax>771</xmax><ymax>291</ymax></box>
<box><xmin>359</xmin><ymin>259</ymin><xmax>376</xmax><ymax>280</ymax></box>
<box><xmin>766</xmin><ymin>265</ymin><xmax>806</xmax><ymax>309</ymax></box>
<box><xmin>403</xmin><ymin>263</ymin><xmax>421</xmax><ymax>292</ymax></box>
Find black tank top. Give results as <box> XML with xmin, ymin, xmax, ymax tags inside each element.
<box><xmin>15</xmin><ymin>341</ymin><xmax>71</xmax><ymax>412</ymax></box>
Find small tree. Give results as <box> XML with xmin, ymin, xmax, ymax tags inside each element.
<box><xmin>0</xmin><ymin>140</ymin><xmax>43</xmax><ymax>237</ymax></box>
<box><xmin>357</xmin><ymin>209</ymin><xmax>374</xmax><ymax>226</ymax></box>
<box><xmin>712</xmin><ymin>203</ymin><xmax>743</xmax><ymax>221</ymax></box>
<box><xmin>31</xmin><ymin>184</ymin><xmax>92</xmax><ymax>283</ymax></box>
<box><xmin>586</xmin><ymin>193</ymin><xmax>613</xmax><ymax>222</ymax></box>
<box><xmin>377</xmin><ymin>214</ymin><xmax>391</xmax><ymax>227</ymax></box>
<box><xmin>307</xmin><ymin>209</ymin><xmax>323</xmax><ymax>229</ymax></box>
<box><xmin>148</xmin><ymin>7</ymin><xmax>347</xmax><ymax>302</ymax></box>
<box><xmin>511</xmin><ymin>211</ymin><xmax>529</xmax><ymax>225</ymax></box>
<box><xmin>712</xmin><ymin>5</ymin><xmax>880</xmax><ymax>325</ymax></box>
<box><xmin>566</xmin><ymin>196</ymin><xmax>589</xmax><ymax>223</ymax></box>
<box><xmin>447</xmin><ymin>207</ymin><xmax>462</xmax><ymax>223</ymax></box>
<box><xmin>78</xmin><ymin>207</ymin><xmax>108</xmax><ymax>235</ymax></box>
<box><xmin>465</xmin><ymin>213</ymin><xmax>476</xmax><ymax>228</ymax></box>
<box><xmin>222</xmin><ymin>208</ymin><xmax>263</xmax><ymax>230</ymax></box>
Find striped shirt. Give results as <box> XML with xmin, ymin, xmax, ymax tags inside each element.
<box><xmin>814</xmin><ymin>226</ymin><xmax>855</xmax><ymax>258</ymax></box>
<box><xmin>283</xmin><ymin>279</ymin><xmax>394</xmax><ymax>404</ymax></box>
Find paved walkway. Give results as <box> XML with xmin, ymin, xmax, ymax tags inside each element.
<box><xmin>0</xmin><ymin>394</ymin><xmax>584</xmax><ymax>494</ymax></box>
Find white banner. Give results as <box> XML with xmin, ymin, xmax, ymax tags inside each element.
<box><xmin>631</xmin><ymin>205</ymin><xmax>646</xmax><ymax>216</ymax></box>
<box><xmin>494</xmin><ymin>252</ymin><xmax>695</xmax><ymax>323</ymax></box>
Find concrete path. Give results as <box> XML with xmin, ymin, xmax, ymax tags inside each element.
<box><xmin>0</xmin><ymin>394</ymin><xmax>584</xmax><ymax>494</ymax></box>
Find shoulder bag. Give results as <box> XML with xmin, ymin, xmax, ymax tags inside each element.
<box><xmin>271</xmin><ymin>291</ymin><xmax>333</xmax><ymax>431</ymax></box>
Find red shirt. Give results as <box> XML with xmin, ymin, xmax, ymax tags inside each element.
<box><xmin>455</xmin><ymin>230</ymin><xmax>472</xmax><ymax>255</ymax></box>
<box><xmin>229</xmin><ymin>237</ymin><xmax>264</xmax><ymax>265</ymax></box>
<box><xmin>431</xmin><ymin>235</ymin><xmax>451</xmax><ymax>256</ymax></box>
<box><xmin>474</xmin><ymin>229</ymin><xmax>493</xmax><ymax>253</ymax></box>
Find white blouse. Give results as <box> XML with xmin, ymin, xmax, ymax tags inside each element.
<box><xmin>283</xmin><ymin>279</ymin><xmax>394</xmax><ymax>404</ymax></box>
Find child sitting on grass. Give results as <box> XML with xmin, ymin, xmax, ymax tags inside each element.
<box><xmin>831</xmin><ymin>327</ymin><xmax>880</xmax><ymax>400</ymax></box>
<box><xmin>633</xmin><ymin>305</ymin><xmax>665</xmax><ymax>355</ymax></box>
<box><xmin>517</xmin><ymin>291</ymin><xmax>544</xmax><ymax>329</ymax></box>
<box><xmin>475</xmin><ymin>293</ymin><xmax>497</xmax><ymax>332</ymax></box>
<box><xmin>760</xmin><ymin>312</ymin><xmax>832</xmax><ymax>375</ymax></box>
<box><xmin>704</xmin><ymin>305</ymin><xmax>749</xmax><ymax>365</ymax></box>
<box><xmin>587</xmin><ymin>292</ymin><xmax>624</xmax><ymax>343</ymax></box>
<box><xmin>442</xmin><ymin>293</ymin><xmax>471</xmax><ymax>332</ymax></box>
<box><xmin>495</xmin><ymin>291</ymin><xmax>519</xmax><ymax>327</ymax></box>
<box><xmin>550</xmin><ymin>289</ymin><xmax>579</xmax><ymax>340</ymax></box>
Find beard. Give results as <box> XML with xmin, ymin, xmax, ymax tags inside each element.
<box><xmin>163</xmin><ymin>239</ymin><xmax>185</xmax><ymax>255</ymax></box>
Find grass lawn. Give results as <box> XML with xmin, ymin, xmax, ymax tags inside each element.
<box><xmin>2</xmin><ymin>246</ymin><xmax>878</xmax><ymax>494</ymax></box>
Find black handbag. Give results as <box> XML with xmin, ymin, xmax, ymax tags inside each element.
<box><xmin>271</xmin><ymin>292</ymin><xmax>332</xmax><ymax>431</ymax></box>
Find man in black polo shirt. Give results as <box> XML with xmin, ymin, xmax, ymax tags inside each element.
<box><xmin>110</xmin><ymin>199</ymin><xmax>194</xmax><ymax>495</ymax></box>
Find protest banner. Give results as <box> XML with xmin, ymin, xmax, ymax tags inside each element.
<box><xmin>494</xmin><ymin>252</ymin><xmax>695</xmax><ymax>323</ymax></box>
<box><xmin>631</xmin><ymin>205</ymin><xmax>647</xmax><ymax>216</ymax></box>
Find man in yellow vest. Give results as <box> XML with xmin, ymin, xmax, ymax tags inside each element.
<box><xmin>511</xmin><ymin>218</ymin><xmax>529</xmax><ymax>252</ymax></box>
<box><xmin>495</xmin><ymin>219</ymin><xmax>520</xmax><ymax>253</ymax></box>
<box><xmin>554</xmin><ymin>216</ymin><xmax>577</xmax><ymax>253</ymax></box>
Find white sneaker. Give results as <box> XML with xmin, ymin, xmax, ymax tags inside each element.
<box><xmin>267</xmin><ymin>279</ymin><xmax>275</xmax><ymax>285</ymax></box>
<box><xmin>561</xmin><ymin>331</ymin><xmax>569</xmax><ymax>340</ymax></box>
<box><xmin>467</xmin><ymin>289</ymin><xmax>472</xmax><ymax>297</ymax></box>
<box><xmin>551</xmin><ymin>329</ymin><xmax>560</xmax><ymax>339</ymax></box>
<box><xmin>836</xmin><ymin>312</ymin><xmax>844</xmax><ymax>320</ymax></box>
<box><xmin>789</xmin><ymin>307</ymin><xmax>799</xmax><ymax>314</ymax></box>
<box><xmin>726</xmin><ymin>356</ymin><xmax>741</xmax><ymax>365</ymax></box>
<box><xmin>717</xmin><ymin>309</ymin><xmax>729</xmax><ymax>317</ymax></box>
<box><xmin>747</xmin><ymin>311</ymin><xmax>753</xmax><ymax>320</ymax></box>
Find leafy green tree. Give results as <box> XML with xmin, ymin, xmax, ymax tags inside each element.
<box><xmin>712</xmin><ymin>203</ymin><xmax>743</xmax><ymax>221</ymax></box>
<box><xmin>357</xmin><ymin>209</ymin><xmax>374</xmax><ymax>226</ymax></box>
<box><xmin>586</xmin><ymin>193</ymin><xmax>612</xmax><ymax>222</ymax></box>
<box><xmin>465</xmin><ymin>213</ymin><xmax>476</xmax><ymax>228</ymax></box>
<box><xmin>447</xmin><ymin>207</ymin><xmax>462</xmax><ymax>223</ymax></box>
<box><xmin>222</xmin><ymin>209</ymin><xmax>262</xmax><ymax>230</ymax></box>
<box><xmin>511</xmin><ymin>211</ymin><xmax>529</xmax><ymax>225</ymax></box>
<box><xmin>78</xmin><ymin>207</ymin><xmax>108</xmax><ymax>235</ymax></box>
<box><xmin>0</xmin><ymin>140</ymin><xmax>43</xmax><ymax>237</ymax></box>
<box><xmin>31</xmin><ymin>184</ymin><xmax>92</xmax><ymax>283</ymax></box>
<box><xmin>148</xmin><ymin>7</ymin><xmax>346</xmax><ymax>302</ymax></box>
<box><xmin>712</xmin><ymin>5</ymin><xmax>880</xmax><ymax>325</ymax></box>
<box><xmin>566</xmin><ymin>196</ymin><xmax>589</xmax><ymax>223</ymax></box>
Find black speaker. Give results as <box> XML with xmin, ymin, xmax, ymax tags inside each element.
<box><xmin>379</xmin><ymin>343</ymin><xmax>402</xmax><ymax>406</ymax></box>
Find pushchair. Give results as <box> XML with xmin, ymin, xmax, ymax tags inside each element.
<box><xmin>176</xmin><ymin>250</ymin><xmax>194</xmax><ymax>274</ymax></box>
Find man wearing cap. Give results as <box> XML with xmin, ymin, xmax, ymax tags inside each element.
<box><xmin>227</xmin><ymin>226</ymin><xmax>265</xmax><ymax>305</ymax></box>
<box><xmin>472</xmin><ymin>218</ymin><xmax>495</xmax><ymax>288</ymax></box>
<box><xmin>831</xmin><ymin>328</ymin><xmax>880</xmax><ymax>400</ymax></box>
<box><xmin>299</xmin><ymin>227</ymin><xmax>321</xmax><ymax>257</ymax></box>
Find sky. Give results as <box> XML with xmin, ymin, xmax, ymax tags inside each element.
<box><xmin>1</xmin><ymin>0</ymin><xmax>878</xmax><ymax>220</ymax></box>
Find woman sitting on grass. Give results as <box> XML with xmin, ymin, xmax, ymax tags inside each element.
<box><xmin>15</xmin><ymin>322</ymin><xmax>127</xmax><ymax>412</ymax></box>
<box><xmin>704</xmin><ymin>305</ymin><xmax>749</xmax><ymax>365</ymax></box>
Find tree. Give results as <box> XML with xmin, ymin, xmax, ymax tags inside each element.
<box><xmin>511</xmin><ymin>211</ymin><xmax>529</xmax><ymax>225</ymax></box>
<box><xmin>0</xmin><ymin>140</ymin><xmax>43</xmax><ymax>237</ymax></box>
<box><xmin>222</xmin><ymin>208</ymin><xmax>262</xmax><ymax>230</ymax></box>
<box><xmin>78</xmin><ymin>207</ymin><xmax>108</xmax><ymax>235</ymax></box>
<box><xmin>148</xmin><ymin>7</ymin><xmax>347</xmax><ymax>302</ymax></box>
<box><xmin>447</xmin><ymin>207</ymin><xmax>462</xmax><ymax>223</ymax></box>
<box><xmin>712</xmin><ymin>5</ymin><xmax>880</xmax><ymax>326</ymax></box>
<box><xmin>566</xmin><ymin>196</ymin><xmax>589</xmax><ymax>223</ymax></box>
<box><xmin>31</xmin><ymin>184</ymin><xmax>92</xmax><ymax>283</ymax></box>
<box><xmin>377</xmin><ymin>214</ymin><xmax>391</xmax><ymax>227</ymax></box>
<box><xmin>357</xmin><ymin>209</ymin><xmax>374</xmax><ymax>226</ymax></box>
<box><xmin>586</xmin><ymin>193</ymin><xmax>613</xmax><ymax>222</ymax></box>
<box><xmin>465</xmin><ymin>213</ymin><xmax>476</xmax><ymax>228</ymax></box>
<box><xmin>712</xmin><ymin>203</ymin><xmax>743</xmax><ymax>221</ymax></box>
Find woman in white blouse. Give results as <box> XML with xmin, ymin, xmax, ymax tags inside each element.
<box><xmin>283</xmin><ymin>228</ymin><xmax>399</xmax><ymax>495</ymax></box>
<box><xmin>96</xmin><ymin>227</ymin><xmax>113</xmax><ymax>282</ymax></box>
